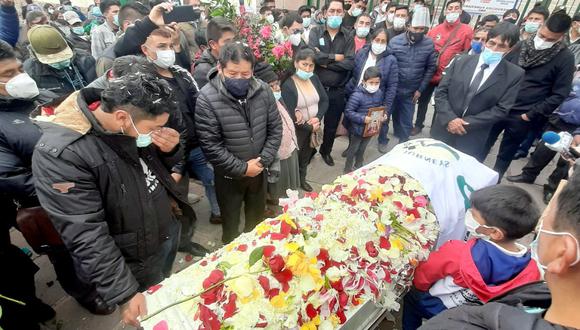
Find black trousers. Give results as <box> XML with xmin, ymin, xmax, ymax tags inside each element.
<box><xmin>414</xmin><ymin>83</ymin><xmax>437</xmax><ymax>129</ymax></box>
<box><xmin>485</xmin><ymin>113</ymin><xmax>546</xmax><ymax>179</ymax></box>
<box><xmin>344</xmin><ymin>134</ymin><xmax>371</xmax><ymax>172</ymax></box>
<box><xmin>296</xmin><ymin>126</ymin><xmax>314</xmax><ymax>183</ymax></box>
<box><xmin>320</xmin><ymin>87</ymin><xmax>346</xmax><ymax>156</ymax></box>
<box><xmin>521</xmin><ymin>120</ymin><xmax>577</xmax><ymax>189</ymax></box>
<box><xmin>215</xmin><ymin>172</ymin><xmax>266</xmax><ymax>244</ymax></box>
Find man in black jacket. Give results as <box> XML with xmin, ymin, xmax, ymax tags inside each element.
<box><xmin>32</xmin><ymin>75</ymin><xmax>187</xmax><ymax>328</ymax></box>
<box><xmin>195</xmin><ymin>42</ymin><xmax>282</xmax><ymax>244</ymax></box>
<box><xmin>484</xmin><ymin>11</ymin><xmax>575</xmax><ymax>180</ymax></box>
<box><xmin>193</xmin><ymin>17</ymin><xmax>235</xmax><ymax>89</ymax></box>
<box><xmin>24</xmin><ymin>25</ymin><xmax>96</xmax><ymax>97</ymax></box>
<box><xmin>421</xmin><ymin>170</ymin><xmax>580</xmax><ymax>330</ymax></box>
<box><xmin>308</xmin><ymin>0</ymin><xmax>355</xmax><ymax>166</ymax></box>
<box><xmin>0</xmin><ymin>40</ymin><xmax>56</xmax><ymax>330</ymax></box>
<box><xmin>431</xmin><ymin>22</ymin><xmax>524</xmax><ymax>161</ymax></box>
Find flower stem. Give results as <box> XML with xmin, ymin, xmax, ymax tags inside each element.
<box><xmin>0</xmin><ymin>294</ymin><xmax>26</xmax><ymax>306</ymax></box>
<box><xmin>141</xmin><ymin>268</ymin><xmax>267</xmax><ymax>322</ymax></box>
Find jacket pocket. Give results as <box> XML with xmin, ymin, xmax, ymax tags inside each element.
<box><xmin>112</xmin><ymin>232</ymin><xmax>139</xmax><ymax>262</ymax></box>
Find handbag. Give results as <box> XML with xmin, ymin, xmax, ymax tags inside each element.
<box><xmin>16</xmin><ymin>206</ymin><xmax>64</xmax><ymax>254</ymax></box>
<box><xmin>434</xmin><ymin>23</ymin><xmax>462</xmax><ymax>67</ymax></box>
<box><xmin>295</xmin><ymin>79</ymin><xmax>324</xmax><ymax>148</ymax></box>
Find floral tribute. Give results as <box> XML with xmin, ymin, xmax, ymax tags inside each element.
<box><xmin>142</xmin><ymin>165</ymin><xmax>438</xmax><ymax>330</ymax></box>
<box><xmin>238</xmin><ymin>15</ymin><xmax>294</xmax><ymax>78</ymax></box>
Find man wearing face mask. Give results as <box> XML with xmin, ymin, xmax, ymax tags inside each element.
<box><xmin>342</xmin><ymin>0</ymin><xmax>367</xmax><ymax>31</ymax></box>
<box><xmin>280</xmin><ymin>12</ymin><xmax>306</xmax><ymax>55</ymax></box>
<box><xmin>431</xmin><ymin>22</ymin><xmax>524</xmax><ymax>161</ymax></box>
<box><xmin>371</xmin><ymin>0</ymin><xmax>390</xmax><ymax>24</ymax></box>
<box><xmin>32</xmin><ymin>74</ymin><xmax>187</xmax><ymax>328</ymax></box>
<box><xmin>63</xmin><ymin>11</ymin><xmax>91</xmax><ymax>53</ymax></box>
<box><xmin>0</xmin><ymin>40</ymin><xmax>59</xmax><ymax>330</ymax></box>
<box><xmin>90</xmin><ymin>0</ymin><xmax>120</xmax><ymax>59</ymax></box>
<box><xmin>260</xmin><ymin>6</ymin><xmax>275</xmax><ymax>25</ymax></box>
<box><xmin>387</xmin><ymin>6</ymin><xmax>436</xmax><ymax>143</ymax></box>
<box><xmin>421</xmin><ymin>172</ymin><xmax>580</xmax><ymax>330</ymax></box>
<box><xmin>24</xmin><ymin>25</ymin><xmax>96</xmax><ymax>97</ymax></box>
<box><xmin>374</xmin><ymin>3</ymin><xmax>396</xmax><ymax>30</ymax></box>
<box><xmin>195</xmin><ymin>42</ymin><xmax>282</xmax><ymax>244</ymax></box>
<box><xmin>308</xmin><ymin>0</ymin><xmax>355</xmax><ymax>166</ymax></box>
<box><xmin>485</xmin><ymin>11</ymin><xmax>575</xmax><ymax>181</ymax></box>
<box><xmin>299</xmin><ymin>5</ymin><xmax>313</xmax><ymax>43</ymax></box>
<box><xmin>352</xmin><ymin>13</ymin><xmax>372</xmax><ymax>53</ymax></box>
<box><xmin>520</xmin><ymin>4</ymin><xmax>549</xmax><ymax>41</ymax></box>
<box><xmin>412</xmin><ymin>0</ymin><xmax>473</xmax><ymax>136</ymax></box>
<box><xmin>95</xmin><ymin>1</ymin><xmax>149</xmax><ymax>76</ymax></box>
<box><xmin>384</xmin><ymin>6</ymin><xmax>409</xmax><ymax>44</ymax></box>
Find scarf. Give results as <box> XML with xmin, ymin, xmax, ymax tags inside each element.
<box><xmin>518</xmin><ymin>35</ymin><xmax>565</xmax><ymax>69</ymax></box>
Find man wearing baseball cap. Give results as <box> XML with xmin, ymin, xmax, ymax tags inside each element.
<box><xmin>63</xmin><ymin>11</ymin><xmax>91</xmax><ymax>53</ymax></box>
<box><xmin>23</xmin><ymin>25</ymin><xmax>96</xmax><ymax>97</ymax></box>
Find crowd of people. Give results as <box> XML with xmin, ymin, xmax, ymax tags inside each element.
<box><xmin>0</xmin><ymin>0</ymin><xmax>579</xmax><ymax>328</ymax></box>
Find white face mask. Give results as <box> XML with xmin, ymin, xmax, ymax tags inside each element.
<box><xmin>464</xmin><ymin>209</ymin><xmax>499</xmax><ymax>240</ymax></box>
<box><xmin>266</xmin><ymin>14</ymin><xmax>275</xmax><ymax>24</ymax></box>
<box><xmin>387</xmin><ymin>13</ymin><xmax>395</xmax><ymax>23</ymax></box>
<box><xmin>530</xmin><ymin>220</ymin><xmax>580</xmax><ymax>279</ymax></box>
<box><xmin>393</xmin><ymin>16</ymin><xmax>406</xmax><ymax>30</ymax></box>
<box><xmin>289</xmin><ymin>33</ymin><xmax>302</xmax><ymax>46</ymax></box>
<box><xmin>365</xmin><ymin>83</ymin><xmax>380</xmax><ymax>93</ymax></box>
<box><xmin>446</xmin><ymin>12</ymin><xmax>460</xmax><ymax>23</ymax></box>
<box><xmin>151</xmin><ymin>49</ymin><xmax>175</xmax><ymax>69</ymax></box>
<box><xmin>0</xmin><ymin>73</ymin><xmax>40</xmax><ymax>99</ymax></box>
<box><xmin>371</xmin><ymin>42</ymin><xmax>387</xmax><ymax>54</ymax></box>
<box><xmin>533</xmin><ymin>34</ymin><xmax>556</xmax><ymax>50</ymax></box>
<box><xmin>381</xmin><ymin>3</ymin><xmax>388</xmax><ymax>12</ymax></box>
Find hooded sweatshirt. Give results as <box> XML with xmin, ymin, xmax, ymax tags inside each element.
<box><xmin>413</xmin><ymin>238</ymin><xmax>541</xmax><ymax>309</ymax></box>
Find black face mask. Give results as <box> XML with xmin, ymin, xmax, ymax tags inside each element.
<box><xmin>224</xmin><ymin>76</ymin><xmax>251</xmax><ymax>99</ymax></box>
<box><xmin>344</xmin><ymin>4</ymin><xmax>352</xmax><ymax>10</ymax></box>
<box><xmin>504</xmin><ymin>18</ymin><xmax>517</xmax><ymax>24</ymax></box>
<box><xmin>408</xmin><ymin>31</ymin><xmax>424</xmax><ymax>43</ymax></box>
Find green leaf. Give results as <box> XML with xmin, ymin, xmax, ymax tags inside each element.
<box><xmin>216</xmin><ymin>261</ymin><xmax>233</xmax><ymax>272</ymax></box>
<box><xmin>324</xmin><ymin>275</ymin><xmax>330</xmax><ymax>289</ymax></box>
<box><xmin>248</xmin><ymin>246</ymin><xmax>264</xmax><ymax>267</ymax></box>
<box><xmin>0</xmin><ymin>305</ymin><xmax>2</xmax><ymax>320</ymax></box>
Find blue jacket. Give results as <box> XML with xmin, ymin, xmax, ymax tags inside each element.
<box><xmin>344</xmin><ymin>85</ymin><xmax>386</xmax><ymax>137</ymax></box>
<box><xmin>346</xmin><ymin>45</ymin><xmax>399</xmax><ymax>112</ymax></box>
<box><xmin>0</xmin><ymin>5</ymin><xmax>19</xmax><ymax>47</ymax></box>
<box><xmin>388</xmin><ymin>33</ymin><xmax>437</xmax><ymax>96</ymax></box>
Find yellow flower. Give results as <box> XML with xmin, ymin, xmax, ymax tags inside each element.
<box><xmin>376</xmin><ymin>222</ymin><xmax>386</xmax><ymax>233</ymax></box>
<box><xmin>370</xmin><ymin>187</ymin><xmax>384</xmax><ymax>203</ymax></box>
<box><xmin>228</xmin><ymin>276</ymin><xmax>260</xmax><ymax>304</ymax></box>
<box><xmin>287</xmin><ymin>251</ymin><xmax>324</xmax><ymax>290</ymax></box>
<box><xmin>285</xmin><ymin>241</ymin><xmax>300</xmax><ymax>252</ymax></box>
<box><xmin>256</xmin><ymin>222</ymin><xmax>271</xmax><ymax>235</ymax></box>
<box><xmin>392</xmin><ymin>238</ymin><xmax>405</xmax><ymax>251</ymax></box>
<box><xmin>329</xmin><ymin>314</ymin><xmax>341</xmax><ymax>327</ymax></box>
<box><xmin>279</xmin><ymin>213</ymin><xmax>297</xmax><ymax>229</ymax></box>
<box><xmin>405</xmin><ymin>214</ymin><xmax>416</xmax><ymax>222</ymax></box>
<box><xmin>225</xmin><ymin>244</ymin><xmax>235</xmax><ymax>252</ymax></box>
<box><xmin>300</xmin><ymin>316</ymin><xmax>321</xmax><ymax>330</ymax></box>
<box><xmin>270</xmin><ymin>291</ymin><xmax>288</xmax><ymax>309</ymax></box>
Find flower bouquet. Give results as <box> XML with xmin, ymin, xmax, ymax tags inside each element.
<box><xmin>238</xmin><ymin>15</ymin><xmax>294</xmax><ymax>79</ymax></box>
<box><xmin>142</xmin><ymin>165</ymin><xmax>439</xmax><ymax>330</ymax></box>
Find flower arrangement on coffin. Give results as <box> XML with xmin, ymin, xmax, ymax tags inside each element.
<box><xmin>142</xmin><ymin>165</ymin><xmax>439</xmax><ymax>330</ymax></box>
<box><xmin>238</xmin><ymin>15</ymin><xmax>294</xmax><ymax>79</ymax></box>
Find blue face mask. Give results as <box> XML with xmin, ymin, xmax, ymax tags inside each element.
<box><xmin>352</xmin><ymin>8</ymin><xmax>363</xmax><ymax>17</ymax></box>
<box><xmin>327</xmin><ymin>15</ymin><xmax>343</xmax><ymax>29</ymax></box>
<box><xmin>49</xmin><ymin>59</ymin><xmax>71</xmax><ymax>70</ymax></box>
<box><xmin>72</xmin><ymin>26</ymin><xmax>85</xmax><ymax>35</ymax></box>
<box><xmin>356</xmin><ymin>27</ymin><xmax>370</xmax><ymax>38</ymax></box>
<box><xmin>470</xmin><ymin>40</ymin><xmax>483</xmax><ymax>54</ymax></box>
<box><xmin>303</xmin><ymin>17</ymin><xmax>311</xmax><ymax>28</ymax></box>
<box><xmin>481</xmin><ymin>47</ymin><xmax>504</xmax><ymax>65</ymax></box>
<box><xmin>129</xmin><ymin>115</ymin><xmax>153</xmax><ymax>148</ymax></box>
<box><xmin>113</xmin><ymin>14</ymin><xmax>119</xmax><ymax>26</ymax></box>
<box><xmin>273</xmin><ymin>91</ymin><xmax>282</xmax><ymax>101</ymax></box>
<box><xmin>296</xmin><ymin>69</ymin><xmax>314</xmax><ymax>81</ymax></box>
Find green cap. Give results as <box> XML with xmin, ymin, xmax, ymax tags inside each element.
<box><xmin>28</xmin><ymin>25</ymin><xmax>73</xmax><ymax>65</ymax></box>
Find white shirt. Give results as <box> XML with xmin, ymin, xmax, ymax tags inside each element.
<box><xmin>468</xmin><ymin>54</ymin><xmax>500</xmax><ymax>90</ymax></box>
<box><xmin>302</xmin><ymin>27</ymin><xmax>311</xmax><ymax>43</ymax></box>
<box><xmin>357</xmin><ymin>53</ymin><xmax>377</xmax><ymax>86</ymax></box>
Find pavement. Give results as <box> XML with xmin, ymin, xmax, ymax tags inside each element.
<box><xmin>9</xmin><ymin>108</ymin><xmax>556</xmax><ymax>330</ymax></box>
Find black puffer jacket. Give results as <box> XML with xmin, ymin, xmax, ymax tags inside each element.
<box><xmin>195</xmin><ymin>68</ymin><xmax>282</xmax><ymax>178</ymax></box>
<box><xmin>193</xmin><ymin>48</ymin><xmax>217</xmax><ymax>89</ymax></box>
<box><xmin>420</xmin><ymin>282</ymin><xmax>571</xmax><ymax>330</ymax></box>
<box><xmin>31</xmin><ymin>89</ymin><xmax>193</xmax><ymax>305</ymax></box>
<box><xmin>0</xmin><ymin>91</ymin><xmax>56</xmax><ymax>203</ymax></box>
<box><xmin>23</xmin><ymin>50</ymin><xmax>96</xmax><ymax>97</ymax></box>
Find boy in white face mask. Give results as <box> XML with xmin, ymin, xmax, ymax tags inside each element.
<box><xmin>403</xmin><ymin>185</ymin><xmax>542</xmax><ymax>330</ymax></box>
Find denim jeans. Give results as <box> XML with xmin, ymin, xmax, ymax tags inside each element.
<box><xmin>391</xmin><ymin>93</ymin><xmax>415</xmax><ymax>142</ymax></box>
<box><xmin>188</xmin><ymin>147</ymin><xmax>220</xmax><ymax>216</ymax></box>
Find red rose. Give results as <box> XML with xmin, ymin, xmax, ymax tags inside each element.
<box><xmin>379</xmin><ymin>236</ymin><xmax>391</xmax><ymax>250</ymax></box>
<box><xmin>306</xmin><ymin>303</ymin><xmax>318</xmax><ymax>319</ymax></box>
<box><xmin>223</xmin><ymin>293</ymin><xmax>237</xmax><ymax>319</ymax></box>
<box><xmin>263</xmin><ymin>245</ymin><xmax>276</xmax><ymax>258</ymax></box>
<box><xmin>198</xmin><ymin>303</ymin><xmax>221</xmax><ymax>330</ymax></box>
<box><xmin>268</xmin><ymin>255</ymin><xmax>285</xmax><ymax>273</ymax></box>
<box><xmin>366</xmin><ymin>241</ymin><xmax>379</xmax><ymax>257</ymax></box>
<box><xmin>200</xmin><ymin>269</ymin><xmax>225</xmax><ymax>304</ymax></box>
